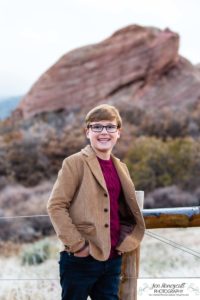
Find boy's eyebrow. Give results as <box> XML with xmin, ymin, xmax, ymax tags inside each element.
<box><xmin>92</xmin><ymin>123</ymin><xmax>116</xmax><ymax>125</ymax></box>
<box><xmin>90</xmin><ymin>122</ymin><xmax>117</xmax><ymax>125</ymax></box>
<box><xmin>90</xmin><ymin>123</ymin><xmax>117</xmax><ymax>127</ymax></box>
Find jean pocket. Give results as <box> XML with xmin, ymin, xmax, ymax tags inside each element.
<box><xmin>59</xmin><ymin>250</ymin><xmax>72</xmax><ymax>264</ymax></box>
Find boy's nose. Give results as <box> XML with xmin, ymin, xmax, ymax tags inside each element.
<box><xmin>101</xmin><ymin>127</ymin><xmax>108</xmax><ymax>133</ymax></box>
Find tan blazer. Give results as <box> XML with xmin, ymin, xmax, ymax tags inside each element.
<box><xmin>47</xmin><ymin>145</ymin><xmax>145</xmax><ymax>298</ymax></box>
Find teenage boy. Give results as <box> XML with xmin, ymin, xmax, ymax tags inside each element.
<box><xmin>47</xmin><ymin>104</ymin><xmax>145</xmax><ymax>300</ymax></box>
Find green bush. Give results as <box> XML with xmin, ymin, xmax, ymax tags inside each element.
<box><xmin>125</xmin><ymin>136</ymin><xmax>200</xmax><ymax>191</ymax></box>
<box><xmin>20</xmin><ymin>239</ymin><xmax>50</xmax><ymax>265</ymax></box>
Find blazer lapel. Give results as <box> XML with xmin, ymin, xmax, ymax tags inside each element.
<box><xmin>86</xmin><ymin>156</ymin><xmax>108</xmax><ymax>192</ymax></box>
<box><xmin>82</xmin><ymin>145</ymin><xmax>107</xmax><ymax>192</ymax></box>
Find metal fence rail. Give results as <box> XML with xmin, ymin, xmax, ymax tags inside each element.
<box><xmin>143</xmin><ymin>206</ymin><xmax>200</xmax><ymax>228</ymax></box>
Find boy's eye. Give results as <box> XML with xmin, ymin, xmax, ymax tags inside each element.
<box><xmin>93</xmin><ymin>125</ymin><xmax>102</xmax><ymax>130</ymax></box>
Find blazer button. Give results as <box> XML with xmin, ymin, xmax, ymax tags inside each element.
<box><xmin>104</xmin><ymin>224</ymin><xmax>109</xmax><ymax>228</ymax></box>
<box><xmin>104</xmin><ymin>193</ymin><xmax>108</xmax><ymax>197</ymax></box>
<box><xmin>104</xmin><ymin>208</ymin><xmax>108</xmax><ymax>212</ymax></box>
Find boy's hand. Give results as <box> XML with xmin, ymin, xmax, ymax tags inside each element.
<box><xmin>74</xmin><ymin>245</ymin><xmax>90</xmax><ymax>257</ymax></box>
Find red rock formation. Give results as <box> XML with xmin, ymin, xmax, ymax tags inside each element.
<box><xmin>16</xmin><ymin>25</ymin><xmax>182</xmax><ymax>119</ymax></box>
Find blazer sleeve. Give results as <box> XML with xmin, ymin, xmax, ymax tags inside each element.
<box><xmin>47</xmin><ymin>156</ymin><xmax>86</xmax><ymax>253</ymax></box>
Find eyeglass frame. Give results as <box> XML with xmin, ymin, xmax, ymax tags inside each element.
<box><xmin>87</xmin><ymin>123</ymin><xmax>120</xmax><ymax>133</ymax></box>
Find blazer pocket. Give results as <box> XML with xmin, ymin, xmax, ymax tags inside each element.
<box><xmin>76</xmin><ymin>223</ymin><xmax>96</xmax><ymax>235</ymax></box>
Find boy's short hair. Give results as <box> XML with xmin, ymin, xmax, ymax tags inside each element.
<box><xmin>85</xmin><ymin>104</ymin><xmax>122</xmax><ymax>128</ymax></box>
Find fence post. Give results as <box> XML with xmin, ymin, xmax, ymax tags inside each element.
<box><xmin>119</xmin><ymin>190</ymin><xmax>144</xmax><ymax>300</ymax></box>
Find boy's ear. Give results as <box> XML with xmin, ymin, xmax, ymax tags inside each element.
<box><xmin>85</xmin><ymin>127</ymin><xmax>90</xmax><ymax>138</ymax></box>
<box><xmin>117</xmin><ymin>128</ymin><xmax>121</xmax><ymax>139</ymax></box>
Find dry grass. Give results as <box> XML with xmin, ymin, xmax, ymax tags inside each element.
<box><xmin>0</xmin><ymin>237</ymin><xmax>60</xmax><ymax>300</ymax></box>
<box><xmin>0</xmin><ymin>241</ymin><xmax>21</xmax><ymax>257</ymax></box>
<box><xmin>0</xmin><ymin>228</ymin><xmax>199</xmax><ymax>299</ymax></box>
<box><xmin>140</xmin><ymin>227</ymin><xmax>200</xmax><ymax>278</ymax></box>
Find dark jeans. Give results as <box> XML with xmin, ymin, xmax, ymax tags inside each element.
<box><xmin>59</xmin><ymin>251</ymin><xmax>122</xmax><ymax>300</ymax></box>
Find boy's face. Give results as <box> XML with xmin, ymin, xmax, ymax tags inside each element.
<box><xmin>86</xmin><ymin>119</ymin><xmax>120</xmax><ymax>155</ymax></box>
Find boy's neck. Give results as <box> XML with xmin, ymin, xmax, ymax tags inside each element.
<box><xmin>92</xmin><ymin>147</ymin><xmax>111</xmax><ymax>160</ymax></box>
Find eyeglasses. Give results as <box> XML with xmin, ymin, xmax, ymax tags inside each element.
<box><xmin>88</xmin><ymin>124</ymin><xmax>119</xmax><ymax>133</ymax></box>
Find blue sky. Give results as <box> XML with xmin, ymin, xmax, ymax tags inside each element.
<box><xmin>0</xmin><ymin>0</ymin><xmax>200</xmax><ymax>98</ymax></box>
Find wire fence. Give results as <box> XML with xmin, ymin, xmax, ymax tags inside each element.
<box><xmin>0</xmin><ymin>213</ymin><xmax>200</xmax><ymax>281</ymax></box>
<box><xmin>0</xmin><ymin>215</ymin><xmax>49</xmax><ymax>219</ymax></box>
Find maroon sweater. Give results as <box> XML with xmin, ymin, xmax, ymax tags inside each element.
<box><xmin>97</xmin><ymin>156</ymin><xmax>121</xmax><ymax>258</ymax></box>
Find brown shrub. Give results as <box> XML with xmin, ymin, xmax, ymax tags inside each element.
<box><xmin>0</xmin><ymin>182</ymin><xmax>54</xmax><ymax>242</ymax></box>
<box><xmin>144</xmin><ymin>186</ymin><xmax>199</xmax><ymax>208</ymax></box>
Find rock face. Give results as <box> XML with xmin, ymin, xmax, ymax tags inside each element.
<box><xmin>16</xmin><ymin>25</ymin><xmax>185</xmax><ymax>119</ymax></box>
